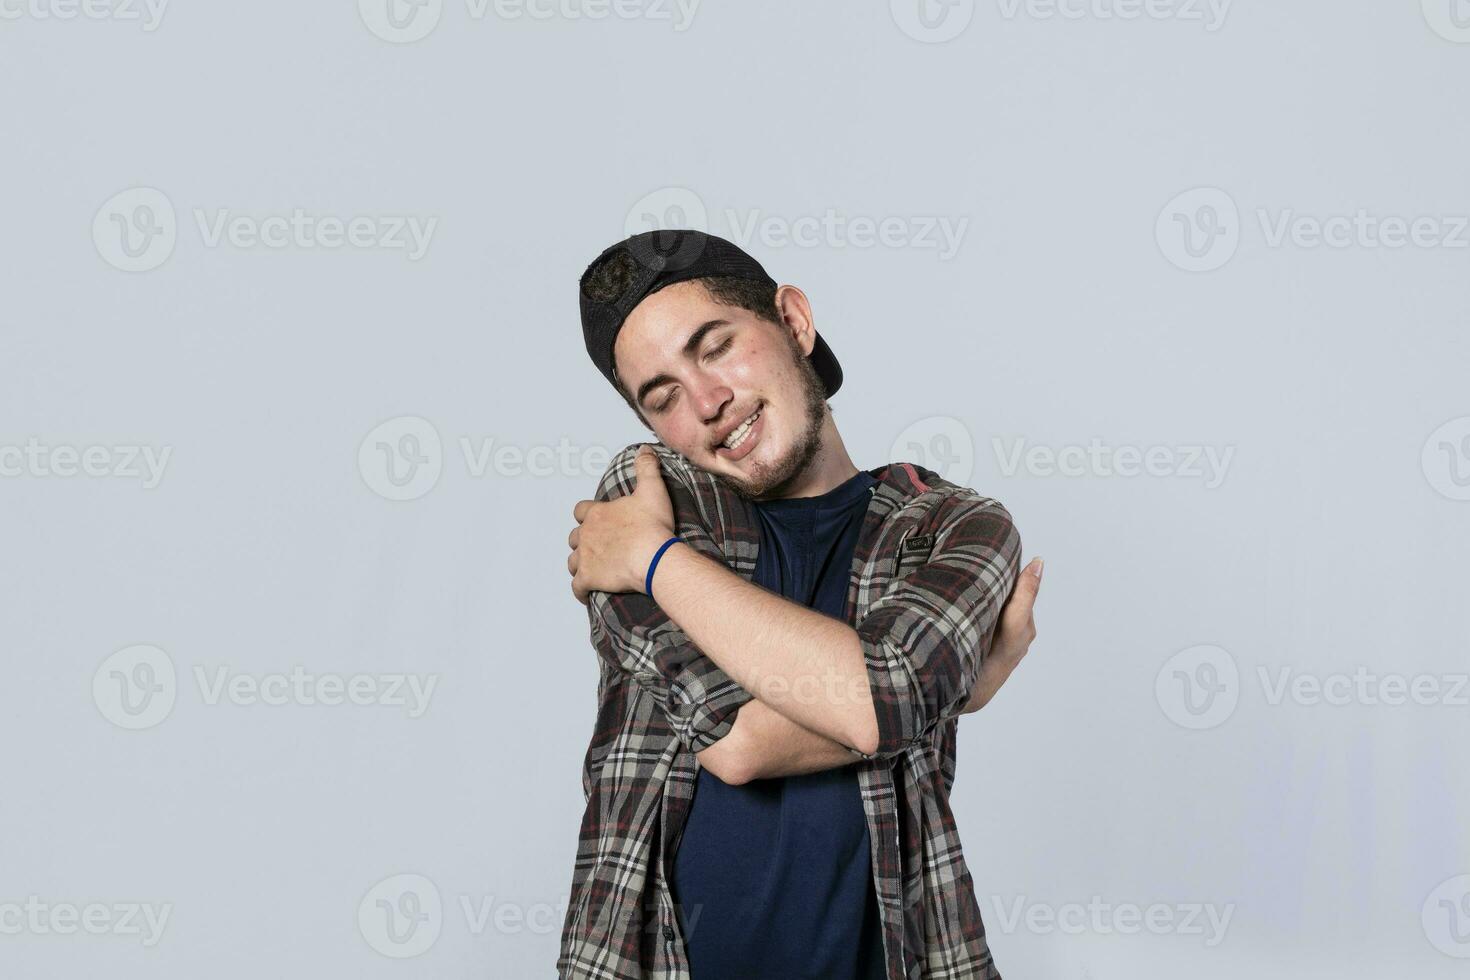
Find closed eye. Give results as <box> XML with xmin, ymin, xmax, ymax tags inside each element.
<box><xmin>655</xmin><ymin>338</ymin><xmax>734</xmax><ymax>412</ymax></box>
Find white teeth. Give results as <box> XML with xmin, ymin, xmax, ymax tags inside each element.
<box><xmin>721</xmin><ymin>411</ymin><xmax>760</xmax><ymax>450</ymax></box>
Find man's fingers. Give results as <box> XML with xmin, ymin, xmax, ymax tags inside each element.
<box><xmin>1001</xmin><ymin>557</ymin><xmax>1044</xmax><ymax>629</ymax></box>
<box><xmin>1013</xmin><ymin>557</ymin><xmax>1043</xmax><ymax>605</ymax></box>
<box><xmin>567</xmin><ymin>526</ymin><xmax>579</xmax><ymax>549</ymax></box>
<box><xmin>632</xmin><ymin>444</ymin><xmax>662</xmax><ymax>492</ymax></box>
<box><xmin>573</xmin><ymin>499</ymin><xmax>597</xmax><ymax>523</ymax></box>
<box><xmin>567</xmin><ymin>550</ymin><xmax>578</xmax><ymax>576</ymax></box>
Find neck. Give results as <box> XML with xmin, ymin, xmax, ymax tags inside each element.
<box><xmin>768</xmin><ymin>412</ymin><xmax>860</xmax><ymax>500</ymax></box>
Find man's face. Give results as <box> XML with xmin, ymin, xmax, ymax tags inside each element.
<box><xmin>613</xmin><ymin>280</ymin><xmax>828</xmax><ymax>500</ymax></box>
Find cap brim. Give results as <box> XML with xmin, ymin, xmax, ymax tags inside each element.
<box><xmin>809</xmin><ymin>331</ymin><xmax>843</xmax><ymax>398</ymax></box>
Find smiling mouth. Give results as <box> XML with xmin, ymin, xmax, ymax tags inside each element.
<box><xmin>715</xmin><ymin>407</ymin><xmax>763</xmax><ymax>458</ymax></box>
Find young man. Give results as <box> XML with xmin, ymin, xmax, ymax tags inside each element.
<box><xmin>558</xmin><ymin>229</ymin><xmax>1042</xmax><ymax>980</ymax></box>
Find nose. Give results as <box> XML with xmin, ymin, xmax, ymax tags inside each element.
<box><xmin>692</xmin><ymin>375</ymin><xmax>734</xmax><ymax>426</ymax></box>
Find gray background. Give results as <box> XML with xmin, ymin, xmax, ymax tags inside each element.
<box><xmin>3</xmin><ymin>1</ymin><xmax>1468</xmax><ymax>977</ymax></box>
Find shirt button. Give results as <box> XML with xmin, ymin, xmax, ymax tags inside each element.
<box><xmin>662</xmin><ymin>925</ymin><xmax>676</xmax><ymax>941</ymax></box>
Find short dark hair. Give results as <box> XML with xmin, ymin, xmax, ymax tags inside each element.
<box><xmin>600</xmin><ymin>273</ymin><xmax>783</xmax><ymax>426</ymax></box>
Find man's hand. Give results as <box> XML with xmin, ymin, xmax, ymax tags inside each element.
<box><xmin>962</xmin><ymin>556</ymin><xmax>1043</xmax><ymax>714</ymax></box>
<box><xmin>568</xmin><ymin>445</ymin><xmax>677</xmax><ymax>605</ymax></box>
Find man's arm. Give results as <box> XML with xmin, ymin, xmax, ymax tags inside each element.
<box><xmin>848</xmin><ymin>496</ymin><xmax>1022</xmax><ymax>758</ymax></box>
<box><xmin>679</xmin><ymin>549</ymin><xmax>1042</xmax><ymax>783</ymax></box>
<box><xmin>572</xmin><ymin>447</ymin><xmax>1023</xmax><ymax>765</ymax></box>
<box><xmin>575</xmin><ymin>445</ymin><xmax>876</xmax><ymax>781</ymax></box>
<box><xmin>646</xmin><ymin>540</ymin><xmax>878</xmax><ymax>754</ymax></box>
<box><xmin>645</xmin><ymin>490</ymin><xmax>1022</xmax><ymax>759</ymax></box>
<box><xmin>698</xmin><ymin>700</ymin><xmax>859</xmax><ymax>784</ymax></box>
<box><xmin>960</xmin><ymin>554</ymin><xmax>1042</xmax><ymax>713</ymax></box>
<box><xmin>580</xmin><ymin>444</ymin><xmax>756</xmax><ymax>767</ymax></box>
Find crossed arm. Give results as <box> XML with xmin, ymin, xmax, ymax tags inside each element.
<box><xmin>574</xmin><ymin>445</ymin><xmax>1041</xmax><ymax>785</ymax></box>
<box><xmin>645</xmin><ymin>537</ymin><xmax>1039</xmax><ymax>783</ymax></box>
<box><xmin>702</xmin><ymin>602</ymin><xmax>1037</xmax><ymax>784</ymax></box>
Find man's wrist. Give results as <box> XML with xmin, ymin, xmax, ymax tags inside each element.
<box><xmin>642</xmin><ymin>532</ymin><xmax>684</xmax><ymax>597</ymax></box>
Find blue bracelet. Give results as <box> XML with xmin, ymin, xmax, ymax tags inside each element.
<box><xmin>645</xmin><ymin>535</ymin><xmax>682</xmax><ymax>600</ymax></box>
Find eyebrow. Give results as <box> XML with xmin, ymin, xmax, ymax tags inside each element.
<box><xmin>634</xmin><ymin>319</ymin><xmax>731</xmax><ymax>409</ymax></box>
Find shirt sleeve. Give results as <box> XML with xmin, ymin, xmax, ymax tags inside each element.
<box><xmin>848</xmin><ymin>495</ymin><xmax>1022</xmax><ymax>761</ymax></box>
<box><xmin>584</xmin><ymin>444</ymin><xmax>755</xmax><ymax>753</ymax></box>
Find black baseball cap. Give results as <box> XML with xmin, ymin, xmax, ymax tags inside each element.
<box><xmin>579</xmin><ymin>229</ymin><xmax>843</xmax><ymax>402</ymax></box>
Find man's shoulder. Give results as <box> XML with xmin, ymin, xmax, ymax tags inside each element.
<box><xmin>877</xmin><ymin>460</ymin><xmax>1013</xmax><ymax>525</ymax></box>
<box><xmin>596</xmin><ymin>441</ymin><xmax>713</xmax><ymax>499</ymax></box>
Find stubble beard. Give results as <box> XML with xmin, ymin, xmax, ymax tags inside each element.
<box><xmin>711</xmin><ymin>341</ymin><xmax>830</xmax><ymax>502</ymax></box>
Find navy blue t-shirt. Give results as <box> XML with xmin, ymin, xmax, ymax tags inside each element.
<box><xmin>670</xmin><ymin>468</ymin><xmax>886</xmax><ymax>980</ymax></box>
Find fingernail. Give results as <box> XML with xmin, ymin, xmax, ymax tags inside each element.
<box><xmin>1033</xmin><ymin>557</ymin><xmax>1044</xmax><ymax>580</ymax></box>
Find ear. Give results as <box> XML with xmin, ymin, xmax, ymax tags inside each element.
<box><xmin>773</xmin><ymin>284</ymin><xmax>816</xmax><ymax>357</ymax></box>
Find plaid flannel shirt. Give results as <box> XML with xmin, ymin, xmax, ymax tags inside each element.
<box><xmin>557</xmin><ymin>441</ymin><xmax>1023</xmax><ymax>980</ymax></box>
